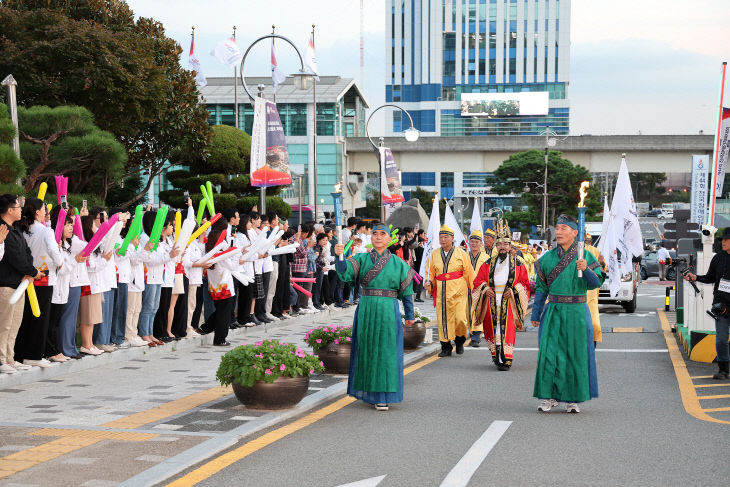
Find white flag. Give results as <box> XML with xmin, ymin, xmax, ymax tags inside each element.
<box><xmin>610</xmin><ymin>157</ymin><xmax>644</xmax><ymax>273</ymax></box>
<box><xmin>189</xmin><ymin>37</ymin><xmax>207</xmax><ymax>88</ymax></box>
<box><xmin>597</xmin><ymin>195</ymin><xmax>610</xmax><ymax>254</ymax></box>
<box><xmin>469</xmin><ymin>198</ymin><xmax>481</xmax><ymax>237</ymax></box>
<box><xmin>271</xmin><ymin>39</ymin><xmax>286</xmax><ymax>89</ymax></box>
<box><xmin>304</xmin><ymin>33</ymin><xmax>320</xmax><ymax>81</ymax></box>
<box><xmin>603</xmin><ymin>213</ymin><xmax>622</xmax><ymax>297</ymax></box>
<box><xmin>211</xmin><ymin>37</ymin><xmax>243</xmax><ymax>68</ymax></box>
<box><xmin>419</xmin><ymin>197</ymin><xmax>440</xmax><ymax>280</ymax></box>
<box><xmin>444</xmin><ymin>203</ymin><xmax>465</xmax><ymax>248</ymax></box>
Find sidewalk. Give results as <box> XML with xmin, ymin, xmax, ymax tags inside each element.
<box><xmin>0</xmin><ymin>304</ymin><xmax>440</xmax><ymax>485</ymax></box>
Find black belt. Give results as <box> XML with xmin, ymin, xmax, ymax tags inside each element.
<box><xmin>548</xmin><ymin>294</ymin><xmax>586</xmax><ymax>304</ymax></box>
<box><xmin>361</xmin><ymin>288</ymin><xmax>398</xmax><ymax>298</ymax></box>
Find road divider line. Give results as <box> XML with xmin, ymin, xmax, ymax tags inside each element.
<box><xmin>697</xmin><ymin>394</ymin><xmax>730</xmax><ymax>400</ymax></box>
<box><xmin>439</xmin><ymin>421</ymin><xmax>512</xmax><ymax>487</ymax></box>
<box><xmin>691</xmin><ymin>375</ymin><xmax>714</xmax><ymax>379</ymax></box>
<box><xmin>612</xmin><ymin>327</ymin><xmax>644</xmax><ymax>333</ymax></box>
<box><xmin>165</xmin><ymin>353</ymin><xmax>441</xmax><ymax>487</ymax></box>
<box><xmin>657</xmin><ymin>308</ymin><xmax>730</xmax><ymax>425</ymax></box>
<box><xmin>694</xmin><ymin>383</ymin><xmax>730</xmax><ymax>388</ymax></box>
<box><xmin>702</xmin><ymin>406</ymin><xmax>730</xmax><ymax>412</ymax></box>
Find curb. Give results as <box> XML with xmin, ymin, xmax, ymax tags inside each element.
<box><xmin>119</xmin><ymin>342</ymin><xmax>441</xmax><ymax>487</ymax></box>
<box><xmin>0</xmin><ymin>307</ymin><xmax>352</xmax><ymax>389</ymax></box>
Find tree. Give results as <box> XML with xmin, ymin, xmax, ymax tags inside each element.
<box><xmin>629</xmin><ymin>172</ymin><xmax>667</xmax><ymax>203</ymax></box>
<box><xmin>17</xmin><ymin>105</ymin><xmax>127</xmax><ymax>201</ymax></box>
<box><xmin>0</xmin><ymin>2</ymin><xmax>211</xmax><ymax>205</ymax></box>
<box><xmin>161</xmin><ymin>125</ymin><xmax>290</xmax><ymax>218</ymax></box>
<box><xmin>0</xmin><ymin>103</ymin><xmax>24</xmax><ymax>193</ymax></box>
<box><xmin>491</xmin><ymin>149</ymin><xmax>602</xmax><ymax>230</ymax></box>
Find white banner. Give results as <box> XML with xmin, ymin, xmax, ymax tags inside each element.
<box><xmin>715</xmin><ymin>108</ymin><xmax>730</xmax><ymax>197</ymax></box>
<box><xmin>691</xmin><ymin>154</ymin><xmax>709</xmax><ymax>224</ymax></box>
<box><xmin>249</xmin><ymin>97</ymin><xmax>267</xmax><ymax>180</ymax></box>
<box><xmin>211</xmin><ymin>37</ymin><xmax>243</xmax><ymax>68</ymax></box>
<box><xmin>444</xmin><ymin>204</ymin><xmax>465</xmax><ymax>248</ymax></box>
<box><xmin>420</xmin><ymin>197</ymin><xmax>441</xmax><ymax>280</ymax></box>
<box><xmin>609</xmin><ymin>158</ymin><xmax>644</xmax><ymax>274</ymax></box>
<box><xmin>469</xmin><ymin>198</ymin><xmax>481</xmax><ymax>237</ymax></box>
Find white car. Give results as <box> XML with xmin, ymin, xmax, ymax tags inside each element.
<box><xmin>657</xmin><ymin>210</ymin><xmax>673</xmax><ymax>220</ymax></box>
<box><xmin>598</xmin><ymin>265</ymin><xmax>638</xmax><ymax>313</ymax></box>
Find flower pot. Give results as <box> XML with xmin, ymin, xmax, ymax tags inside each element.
<box><xmin>231</xmin><ymin>375</ymin><xmax>309</xmax><ymax>410</ymax></box>
<box><xmin>316</xmin><ymin>342</ymin><xmax>351</xmax><ymax>374</ymax></box>
<box><xmin>403</xmin><ymin>321</ymin><xmax>426</xmax><ymax>349</ymax></box>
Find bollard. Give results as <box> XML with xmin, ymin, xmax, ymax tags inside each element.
<box><xmin>665</xmin><ymin>286</ymin><xmax>671</xmax><ymax>311</ymax></box>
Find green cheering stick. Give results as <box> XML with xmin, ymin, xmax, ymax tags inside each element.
<box><xmin>147</xmin><ymin>206</ymin><xmax>169</xmax><ymax>251</ymax></box>
<box><xmin>366</xmin><ymin>228</ymin><xmax>399</xmax><ymax>248</ymax></box>
<box><xmin>206</xmin><ymin>181</ymin><xmax>215</xmax><ymax>213</ymax></box>
<box><xmin>196</xmin><ymin>198</ymin><xmax>207</xmax><ymax>224</ymax></box>
<box><xmin>200</xmin><ymin>184</ymin><xmax>215</xmax><ymax>216</ymax></box>
<box><xmin>117</xmin><ymin>205</ymin><xmax>143</xmax><ymax>256</ymax></box>
<box><xmin>342</xmin><ymin>239</ymin><xmax>354</xmax><ymax>255</ymax></box>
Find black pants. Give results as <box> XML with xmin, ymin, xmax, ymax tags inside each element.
<box><xmin>272</xmin><ymin>257</ymin><xmax>291</xmax><ymax>315</ymax></box>
<box><xmin>154</xmin><ymin>287</ymin><xmax>172</xmax><ymax>338</ymax></box>
<box><xmin>293</xmin><ymin>271</ymin><xmax>311</xmax><ymax>310</ymax></box>
<box><xmin>237</xmin><ymin>283</ymin><xmax>254</xmax><ymax>323</ymax></box>
<box><xmin>46</xmin><ymin>302</ymin><xmax>64</xmax><ymax>358</ymax></box>
<box><xmin>204</xmin><ymin>296</ymin><xmax>232</xmax><ymax>344</ymax></box>
<box><xmin>191</xmin><ymin>284</ymin><xmax>204</xmax><ymax>330</ymax></box>
<box><xmin>343</xmin><ymin>283</ymin><xmax>351</xmax><ymax>302</ymax></box>
<box><xmin>15</xmin><ymin>285</ymin><xmax>54</xmax><ymax>362</ymax></box>
<box><xmin>171</xmin><ymin>277</ymin><xmax>189</xmax><ymax>337</ymax></box>
<box><xmin>255</xmin><ymin>271</ymin><xmax>271</xmax><ymax>317</ymax></box>
<box><xmin>328</xmin><ymin>270</ymin><xmax>342</xmax><ymax>305</ymax></box>
<box><xmin>312</xmin><ymin>269</ymin><xmax>324</xmax><ymax>306</ymax></box>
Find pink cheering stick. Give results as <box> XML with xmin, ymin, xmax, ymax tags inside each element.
<box><xmin>413</xmin><ymin>273</ymin><xmax>423</xmax><ymax>285</ymax></box>
<box><xmin>290</xmin><ymin>277</ymin><xmax>317</xmax><ymax>283</ymax></box>
<box><xmin>73</xmin><ymin>214</ymin><xmax>85</xmax><ymax>241</ymax></box>
<box><xmin>54</xmin><ymin>209</ymin><xmax>67</xmax><ymax>244</ymax></box>
<box><xmin>54</xmin><ymin>175</ymin><xmax>68</xmax><ymax>206</ymax></box>
<box><xmin>79</xmin><ymin>213</ymin><xmax>119</xmax><ymax>258</ymax></box>
<box><xmin>291</xmin><ymin>281</ymin><xmax>313</xmax><ymax>298</ymax></box>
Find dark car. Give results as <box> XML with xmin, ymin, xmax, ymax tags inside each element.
<box><xmin>640</xmin><ymin>249</ymin><xmax>676</xmax><ymax>280</ymax></box>
<box><xmin>646</xmin><ymin>209</ymin><xmax>660</xmax><ymax>218</ymax></box>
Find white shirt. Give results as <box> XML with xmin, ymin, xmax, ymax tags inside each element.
<box><xmin>207</xmin><ymin>255</ymin><xmax>237</xmax><ymax>300</ymax></box>
<box><xmin>234</xmin><ymin>232</ymin><xmax>254</xmax><ymax>275</ymax></box>
<box><xmin>182</xmin><ymin>240</ymin><xmax>205</xmax><ymax>285</ymax></box>
<box><xmin>139</xmin><ymin>233</ymin><xmax>171</xmax><ymax>285</ymax></box>
<box><xmin>128</xmin><ymin>245</ymin><xmax>146</xmax><ymax>293</ymax></box>
<box><xmin>657</xmin><ymin>247</ymin><xmax>670</xmax><ymax>262</ymax></box>
<box><xmin>86</xmin><ymin>252</ymin><xmax>108</xmax><ymax>295</ymax></box>
<box><xmin>115</xmin><ymin>237</ymin><xmax>133</xmax><ymax>284</ymax></box>
<box><xmin>52</xmin><ymin>242</ymin><xmax>78</xmax><ymax>304</ymax></box>
<box><xmin>24</xmin><ymin>221</ymin><xmax>64</xmax><ymax>287</ymax></box>
<box><xmin>0</xmin><ymin>242</ymin><xmax>4</xmax><ymax>261</ymax></box>
<box><xmin>161</xmin><ymin>237</ymin><xmax>175</xmax><ymax>288</ymax></box>
<box><xmin>68</xmin><ymin>236</ymin><xmax>89</xmax><ymax>288</ymax></box>
<box><xmin>248</xmin><ymin>228</ymin><xmax>264</xmax><ymax>274</ymax></box>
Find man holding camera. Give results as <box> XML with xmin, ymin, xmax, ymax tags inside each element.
<box><xmin>684</xmin><ymin>228</ymin><xmax>730</xmax><ymax>381</ymax></box>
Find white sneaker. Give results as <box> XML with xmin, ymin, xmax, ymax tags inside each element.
<box><xmin>308</xmin><ymin>305</ymin><xmax>320</xmax><ymax>313</ymax></box>
<box><xmin>130</xmin><ymin>337</ymin><xmax>148</xmax><ymax>347</ymax></box>
<box><xmin>566</xmin><ymin>402</ymin><xmax>580</xmax><ymax>413</ymax></box>
<box><xmin>11</xmin><ymin>361</ymin><xmax>32</xmax><ymax>370</ymax></box>
<box><xmin>0</xmin><ymin>363</ymin><xmax>17</xmax><ymax>374</ymax></box>
<box><xmin>23</xmin><ymin>359</ymin><xmax>57</xmax><ymax>369</ymax></box>
<box><xmin>80</xmin><ymin>347</ymin><xmax>102</xmax><ymax>356</ymax></box>
<box><xmin>265</xmin><ymin>313</ymin><xmax>280</xmax><ymax>321</ymax></box>
<box><xmin>186</xmin><ymin>329</ymin><xmax>202</xmax><ymax>337</ymax></box>
<box><xmin>117</xmin><ymin>341</ymin><xmax>131</xmax><ymax>349</ymax></box>
<box><xmin>299</xmin><ymin>308</ymin><xmax>313</xmax><ymax>314</ymax></box>
<box><xmin>538</xmin><ymin>399</ymin><xmax>559</xmax><ymax>412</ymax></box>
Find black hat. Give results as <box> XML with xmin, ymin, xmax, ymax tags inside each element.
<box><xmin>718</xmin><ymin>227</ymin><xmax>730</xmax><ymax>240</ymax></box>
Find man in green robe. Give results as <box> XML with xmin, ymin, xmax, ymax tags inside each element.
<box><xmin>334</xmin><ymin>223</ymin><xmax>416</xmax><ymax>411</ymax></box>
<box><xmin>530</xmin><ymin>214</ymin><xmax>604</xmax><ymax>413</ymax></box>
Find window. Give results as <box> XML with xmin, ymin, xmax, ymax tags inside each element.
<box><xmin>402</xmin><ymin>172</ymin><xmax>436</xmax><ymax>187</ymax></box>
<box><xmin>463</xmin><ymin>172</ymin><xmax>492</xmax><ymax>188</ymax></box>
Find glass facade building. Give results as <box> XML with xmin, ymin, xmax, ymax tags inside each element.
<box><xmin>386</xmin><ymin>0</ymin><xmax>570</xmax><ymax>136</ymax></box>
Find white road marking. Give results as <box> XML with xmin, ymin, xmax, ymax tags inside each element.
<box><xmin>440</xmin><ymin>420</ymin><xmax>512</xmax><ymax>487</ymax></box>
<box><xmin>335</xmin><ymin>475</ymin><xmax>386</xmax><ymax>487</ymax></box>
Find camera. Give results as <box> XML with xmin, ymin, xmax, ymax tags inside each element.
<box><xmin>707</xmin><ymin>302</ymin><xmax>729</xmax><ymax>321</ymax></box>
<box><xmin>701</xmin><ymin>224</ymin><xmax>717</xmax><ymax>237</ymax></box>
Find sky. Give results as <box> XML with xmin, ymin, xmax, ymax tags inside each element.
<box><xmin>125</xmin><ymin>0</ymin><xmax>730</xmax><ymax>136</ymax></box>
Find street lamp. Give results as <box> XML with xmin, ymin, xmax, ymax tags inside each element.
<box><xmin>239</xmin><ymin>33</ymin><xmax>309</xmax><ymax>214</ymax></box>
<box><xmin>537</xmin><ymin>126</ymin><xmax>561</xmax><ymax>240</ymax></box>
<box><xmin>365</xmin><ymin>104</ymin><xmax>420</xmax><ymax>221</ymax></box>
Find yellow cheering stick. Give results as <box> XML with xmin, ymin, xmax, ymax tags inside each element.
<box><xmin>27</xmin><ymin>282</ymin><xmax>41</xmax><ymax>317</ymax></box>
<box><xmin>37</xmin><ymin>182</ymin><xmax>48</xmax><ymax>201</ymax></box>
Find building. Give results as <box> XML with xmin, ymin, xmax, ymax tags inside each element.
<box><xmin>197</xmin><ymin>76</ymin><xmax>368</xmax><ymax>218</ymax></box>
<box><xmin>386</xmin><ymin>0</ymin><xmax>570</xmax><ymax>137</ymax></box>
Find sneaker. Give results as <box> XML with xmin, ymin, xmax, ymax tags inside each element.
<box><xmin>11</xmin><ymin>361</ymin><xmax>32</xmax><ymax>370</ymax></box>
<box><xmin>0</xmin><ymin>363</ymin><xmax>17</xmax><ymax>374</ymax></box>
<box><xmin>374</xmin><ymin>403</ymin><xmax>389</xmax><ymax>411</ymax></box>
<box><xmin>266</xmin><ymin>313</ymin><xmax>280</xmax><ymax>321</ymax></box>
<box><xmin>308</xmin><ymin>306</ymin><xmax>320</xmax><ymax>313</ymax></box>
<box><xmin>23</xmin><ymin>359</ymin><xmax>57</xmax><ymax>369</ymax></box>
<box><xmin>80</xmin><ymin>347</ymin><xmax>102</xmax><ymax>356</ymax></box>
<box><xmin>130</xmin><ymin>337</ymin><xmax>148</xmax><ymax>347</ymax></box>
<box><xmin>187</xmin><ymin>329</ymin><xmax>202</xmax><ymax>337</ymax></box>
<box><xmin>243</xmin><ymin>321</ymin><xmax>256</xmax><ymax>327</ymax></box>
<box><xmin>538</xmin><ymin>399</ymin><xmax>559</xmax><ymax>412</ymax></box>
<box><xmin>566</xmin><ymin>402</ymin><xmax>580</xmax><ymax>413</ymax></box>
<box><xmin>299</xmin><ymin>308</ymin><xmax>313</xmax><ymax>314</ymax></box>
<box><xmin>116</xmin><ymin>341</ymin><xmax>131</xmax><ymax>349</ymax></box>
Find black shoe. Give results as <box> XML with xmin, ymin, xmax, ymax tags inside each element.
<box><xmin>230</xmin><ymin>321</ymin><xmax>241</xmax><ymax>328</ymax></box>
<box><xmin>334</xmin><ymin>303</ymin><xmax>344</xmax><ymax>308</ymax></box>
<box><xmin>256</xmin><ymin>314</ymin><xmax>272</xmax><ymax>323</ymax></box>
<box><xmin>455</xmin><ymin>343</ymin><xmax>464</xmax><ymax>354</ymax></box>
<box><xmin>497</xmin><ymin>364</ymin><xmax>510</xmax><ymax>371</ymax></box>
<box><xmin>469</xmin><ymin>341</ymin><xmax>481</xmax><ymax>348</ymax></box>
<box><xmin>414</xmin><ymin>298</ymin><xmax>424</xmax><ymax>303</ymax></box>
<box><xmin>438</xmin><ymin>349</ymin><xmax>452</xmax><ymax>357</ymax></box>
<box><xmin>71</xmin><ymin>354</ymin><xmax>83</xmax><ymax>360</ymax></box>
<box><xmin>314</xmin><ymin>304</ymin><xmax>326</xmax><ymax>311</ymax></box>
<box><xmin>161</xmin><ymin>336</ymin><xmax>175</xmax><ymax>343</ymax></box>
<box><xmin>250</xmin><ymin>315</ymin><xmax>263</xmax><ymax>326</ymax></box>
<box><xmin>272</xmin><ymin>313</ymin><xmax>284</xmax><ymax>319</ymax></box>
<box><xmin>213</xmin><ymin>341</ymin><xmax>231</xmax><ymax>346</ymax></box>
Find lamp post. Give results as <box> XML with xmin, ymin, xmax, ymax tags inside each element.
<box><xmin>238</xmin><ymin>33</ymin><xmax>311</xmax><ymax>214</ymax></box>
<box><xmin>365</xmin><ymin>104</ymin><xmax>420</xmax><ymax>221</ymax></box>
<box><xmin>538</xmin><ymin>126</ymin><xmax>559</xmax><ymax>240</ymax></box>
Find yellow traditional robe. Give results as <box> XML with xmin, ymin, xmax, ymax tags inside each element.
<box><xmin>585</xmin><ymin>244</ymin><xmax>602</xmax><ymax>342</ymax></box>
<box><xmin>467</xmin><ymin>249</ymin><xmax>490</xmax><ymax>333</ymax></box>
<box><xmin>429</xmin><ymin>247</ymin><xmax>475</xmax><ymax>342</ymax></box>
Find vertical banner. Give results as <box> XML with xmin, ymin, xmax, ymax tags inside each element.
<box><xmin>691</xmin><ymin>154</ymin><xmax>709</xmax><ymax>224</ymax></box>
<box><xmin>250</xmin><ymin>98</ymin><xmax>292</xmax><ymax>187</ymax></box>
<box><xmin>715</xmin><ymin>107</ymin><xmax>730</xmax><ymax>197</ymax></box>
<box><xmin>378</xmin><ymin>147</ymin><xmax>405</xmax><ymax>204</ymax></box>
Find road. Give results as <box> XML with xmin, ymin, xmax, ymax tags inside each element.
<box><xmin>162</xmin><ymin>282</ymin><xmax>730</xmax><ymax>487</ymax></box>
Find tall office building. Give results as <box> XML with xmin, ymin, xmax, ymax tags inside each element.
<box><xmin>386</xmin><ymin>0</ymin><xmax>570</xmax><ymax>136</ymax></box>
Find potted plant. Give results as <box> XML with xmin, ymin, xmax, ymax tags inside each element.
<box><xmin>304</xmin><ymin>325</ymin><xmax>353</xmax><ymax>374</ymax></box>
<box><xmin>403</xmin><ymin>307</ymin><xmax>430</xmax><ymax>349</ymax></box>
<box><xmin>216</xmin><ymin>340</ymin><xmax>325</xmax><ymax>410</ymax></box>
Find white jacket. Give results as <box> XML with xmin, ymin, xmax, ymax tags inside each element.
<box><xmin>86</xmin><ymin>252</ymin><xmax>108</xmax><ymax>295</ymax></box>
<box><xmin>182</xmin><ymin>240</ymin><xmax>205</xmax><ymax>286</ymax></box>
<box><xmin>161</xmin><ymin>237</ymin><xmax>175</xmax><ymax>288</ymax></box>
<box><xmin>52</xmin><ymin>241</ymin><xmax>79</xmax><ymax>305</ymax></box>
<box><xmin>68</xmin><ymin>236</ymin><xmax>89</xmax><ymax>288</ymax></box>
<box><xmin>248</xmin><ymin>228</ymin><xmax>264</xmax><ymax>274</ymax></box>
<box><xmin>139</xmin><ymin>233</ymin><xmax>171</xmax><ymax>285</ymax></box>
<box><xmin>115</xmin><ymin>237</ymin><xmax>133</xmax><ymax>284</ymax></box>
<box><xmin>24</xmin><ymin>221</ymin><xmax>64</xmax><ymax>287</ymax></box>
<box><xmin>207</xmin><ymin>254</ymin><xmax>237</xmax><ymax>301</ymax></box>
<box><xmin>128</xmin><ymin>245</ymin><xmax>146</xmax><ymax>293</ymax></box>
<box><xmin>234</xmin><ymin>232</ymin><xmax>254</xmax><ymax>276</ymax></box>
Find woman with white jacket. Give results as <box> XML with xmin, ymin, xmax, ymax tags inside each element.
<box><xmin>78</xmin><ymin>215</ymin><xmax>112</xmax><ymax>356</ymax></box>
<box><xmin>182</xmin><ymin>231</ymin><xmax>208</xmax><ymax>336</ymax></box>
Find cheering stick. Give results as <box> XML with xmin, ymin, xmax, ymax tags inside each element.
<box><xmin>73</xmin><ymin>214</ymin><xmax>85</xmax><ymax>241</ymax></box>
<box><xmin>9</xmin><ymin>279</ymin><xmax>30</xmax><ymax>304</ymax></box>
<box><xmin>54</xmin><ymin>209</ymin><xmax>67</xmax><ymax>244</ymax></box>
<box><xmin>204</xmin><ymin>247</ymin><xmax>239</xmax><ymax>265</ymax></box>
<box><xmin>195</xmin><ymin>240</ymin><xmax>229</xmax><ymax>265</ymax></box>
<box><xmin>26</xmin><ymin>282</ymin><xmax>41</xmax><ymax>317</ymax></box>
<box><xmin>214</xmin><ymin>229</ymin><xmax>228</xmax><ymax>247</ymax></box>
<box><xmin>196</xmin><ymin>199</ymin><xmax>206</xmax><ymax>224</ymax></box>
<box><xmin>291</xmin><ymin>281</ymin><xmax>312</xmax><ymax>298</ymax></box>
<box><xmin>200</xmin><ymin>184</ymin><xmax>215</xmax><ymax>216</ymax></box>
<box><xmin>240</xmin><ymin>227</ymin><xmax>271</xmax><ymax>261</ymax></box>
<box><xmin>255</xmin><ymin>228</ymin><xmax>285</xmax><ymax>256</ymax></box>
<box><xmin>173</xmin><ymin>219</ymin><xmax>196</xmax><ymax>261</ymax></box>
<box><xmin>146</xmin><ymin>206</ymin><xmax>169</xmax><ymax>251</ymax></box>
<box><xmin>101</xmin><ymin>220</ymin><xmax>124</xmax><ymax>253</ymax></box>
<box><xmin>206</xmin><ymin>181</ymin><xmax>215</xmax><ymax>213</ymax></box>
<box><xmin>267</xmin><ymin>243</ymin><xmax>300</xmax><ymax>256</ymax></box>
<box><xmin>118</xmin><ymin>205</ymin><xmax>143</xmax><ymax>256</ymax></box>
<box><xmin>80</xmin><ymin>213</ymin><xmax>119</xmax><ymax>258</ymax></box>
<box><xmin>186</xmin><ymin>213</ymin><xmax>222</xmax><ymax>246</ymax></box>
<box><xmin>173</xmin><ymin>211</ymin><xmax>182</xmax><ymax>244</ymax></box>
<box><xmin>290</xmin><ymin>277</ymin><xmax>316</xmax><ymax>283</ymax></box>
<box><xmin>54</xmin><ymin>175</ymin><xmax>68</xmax><ymax>206</ymax></box>
<box><xmin>37</xmin><ymin>182</ymin><xmax>48</xmax><ymax>201</ymax></box>
<box><xmin>232</xmin><ymin>270</ymin><xmax>255</xmax><ymax>285</ymax></box>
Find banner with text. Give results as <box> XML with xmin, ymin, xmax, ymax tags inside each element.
<box><xmin>378</xmin><ymin>147</ymin><xmax>405</xmax><ymax>204</ymax></box>
<box><xmin>691</xmin><ymin>154</ymin><xmax>709</xmax><ymax>224</ymax></box>
<box><xmin>715</xmin><ymin>107</ymin><xmax>730</xmax><ymax>197</ymax></box>
<box><xmin>250</xmin><ymin>97</ymin><xmax>292</xmax><ymax>187</ymax></box>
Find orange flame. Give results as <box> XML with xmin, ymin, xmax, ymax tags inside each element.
<box><xmin>578</xmin><ymin>181</ymin><xmax>590</xmax><ymax>207</ymax></box>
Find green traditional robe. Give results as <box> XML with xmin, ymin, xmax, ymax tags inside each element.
<box><xmin>337</xmin><ymin>249</ymin><xmax>415</xmax><ymax>404</ymax></box>
<box><xmin>531</xmin><ymin>242</ymin><xmax>604</xmax><ymax>403</ymax></box>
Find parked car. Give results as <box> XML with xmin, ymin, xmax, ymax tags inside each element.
<box><xmin>646</xmin><ymin>209</ymin><xmax>660</xmax><ymax>218</ymax></box>
<box><xmin>657</xmin><ymin>210</ymin><xmax>673</xmax><ymax>220</ymax></box>
<box><xmin>640</xmin><ymin>249</ymin><xmax>677</xmax><ymax>280</ymax></box>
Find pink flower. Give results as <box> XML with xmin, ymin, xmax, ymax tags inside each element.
<box><xmin>265</xmin><ymin>369</ymin><xmax>272</xmax><ymax>375</ymax></box>
<box><xmin>255</xmin><ymin>341</ymin><xmax>263</xmax><ymax>346</ymax></box>
<box><xmin>334</xmin><ymin>339</ymin><xmax>340</xmax><ymax>345</ymax></box>
<box><xmin>346</xmin><ymin>337</ymin><xmax>351</xmax><ymax>342</ymax></box>
<box><xmin>319</xmin><ymin>361</ymin><xmax>324</xmax><ymax>367</ymax></box>
<box><xmin>316</xmin><ymin>339</ymin><xmax>322</xmax><ymax>344</ymax></box>
<box><xmin>255</xmin><ymin>353</ymin><xmax>263</xmax><ymax>358</ymax></box>
<box><xmin>280</xmin><ymin>364</ymin><xmax>286</xmax><ymax>371</ymax></box>
<box><xmin>270</xmin><ymin>345</ymin><xmax>274</xmax><ymax>349</ymax></box>
<box><xmin>252</xmin><ymin>364</ymin><xmax>257</xmax><ymax>369</ymax></box>
<box><xmin>309</xmin><ymin>369</ymin><xmax>315</xmax><ymax>374</ymax></box>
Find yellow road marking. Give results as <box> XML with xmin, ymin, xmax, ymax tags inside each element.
<box><xmin>612</xmin><ymin>327</ymin><xmax>643</xmax><ymax>333</ymax></box>
<box><xmin>695</xmin><ymin>383</ymin><xmax>730</xmax><ymax>388</ymax></box>
<box><xmin>703</xmin><ymin>406</ymin><xmax>730</xmax><ymax>412</ymax></box>
<box><xmin>691</xmin><ymin>375</ymin><xmax>714</xmax><ymax>379</ymax></box>
<box><xmin>697</xmin><ymin>394</ymin><xmax>730</xmax><ymax>400</ymax></box>
<box><xmin>166</xmin><ymin>353</ymin><xmax>442</xmax><ymax>487</ymax></box>
<box><xmin>657</xmin><ymin>308</ymin><xmax>730</xmax><ymax>425</ymax></box>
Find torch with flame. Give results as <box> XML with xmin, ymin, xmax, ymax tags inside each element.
<box><xmin>577</xmin><ymin>181</ymin><xmax>590</xmax><ymax>276</ymax></box>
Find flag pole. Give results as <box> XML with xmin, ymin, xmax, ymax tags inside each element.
<box><xmin>312</xmin><ymin>24</ymin><xmax>319</xmax><ymax>224</ymax></box>
<box><xmin>708</xmin><ymin>61</ymin><xmax>727</xmax><ymax>226</ymax></box>
<box><xmin>233</xmin><ymin>26</ymin><xmax>239</xmax><ymax>130</ymax></box>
